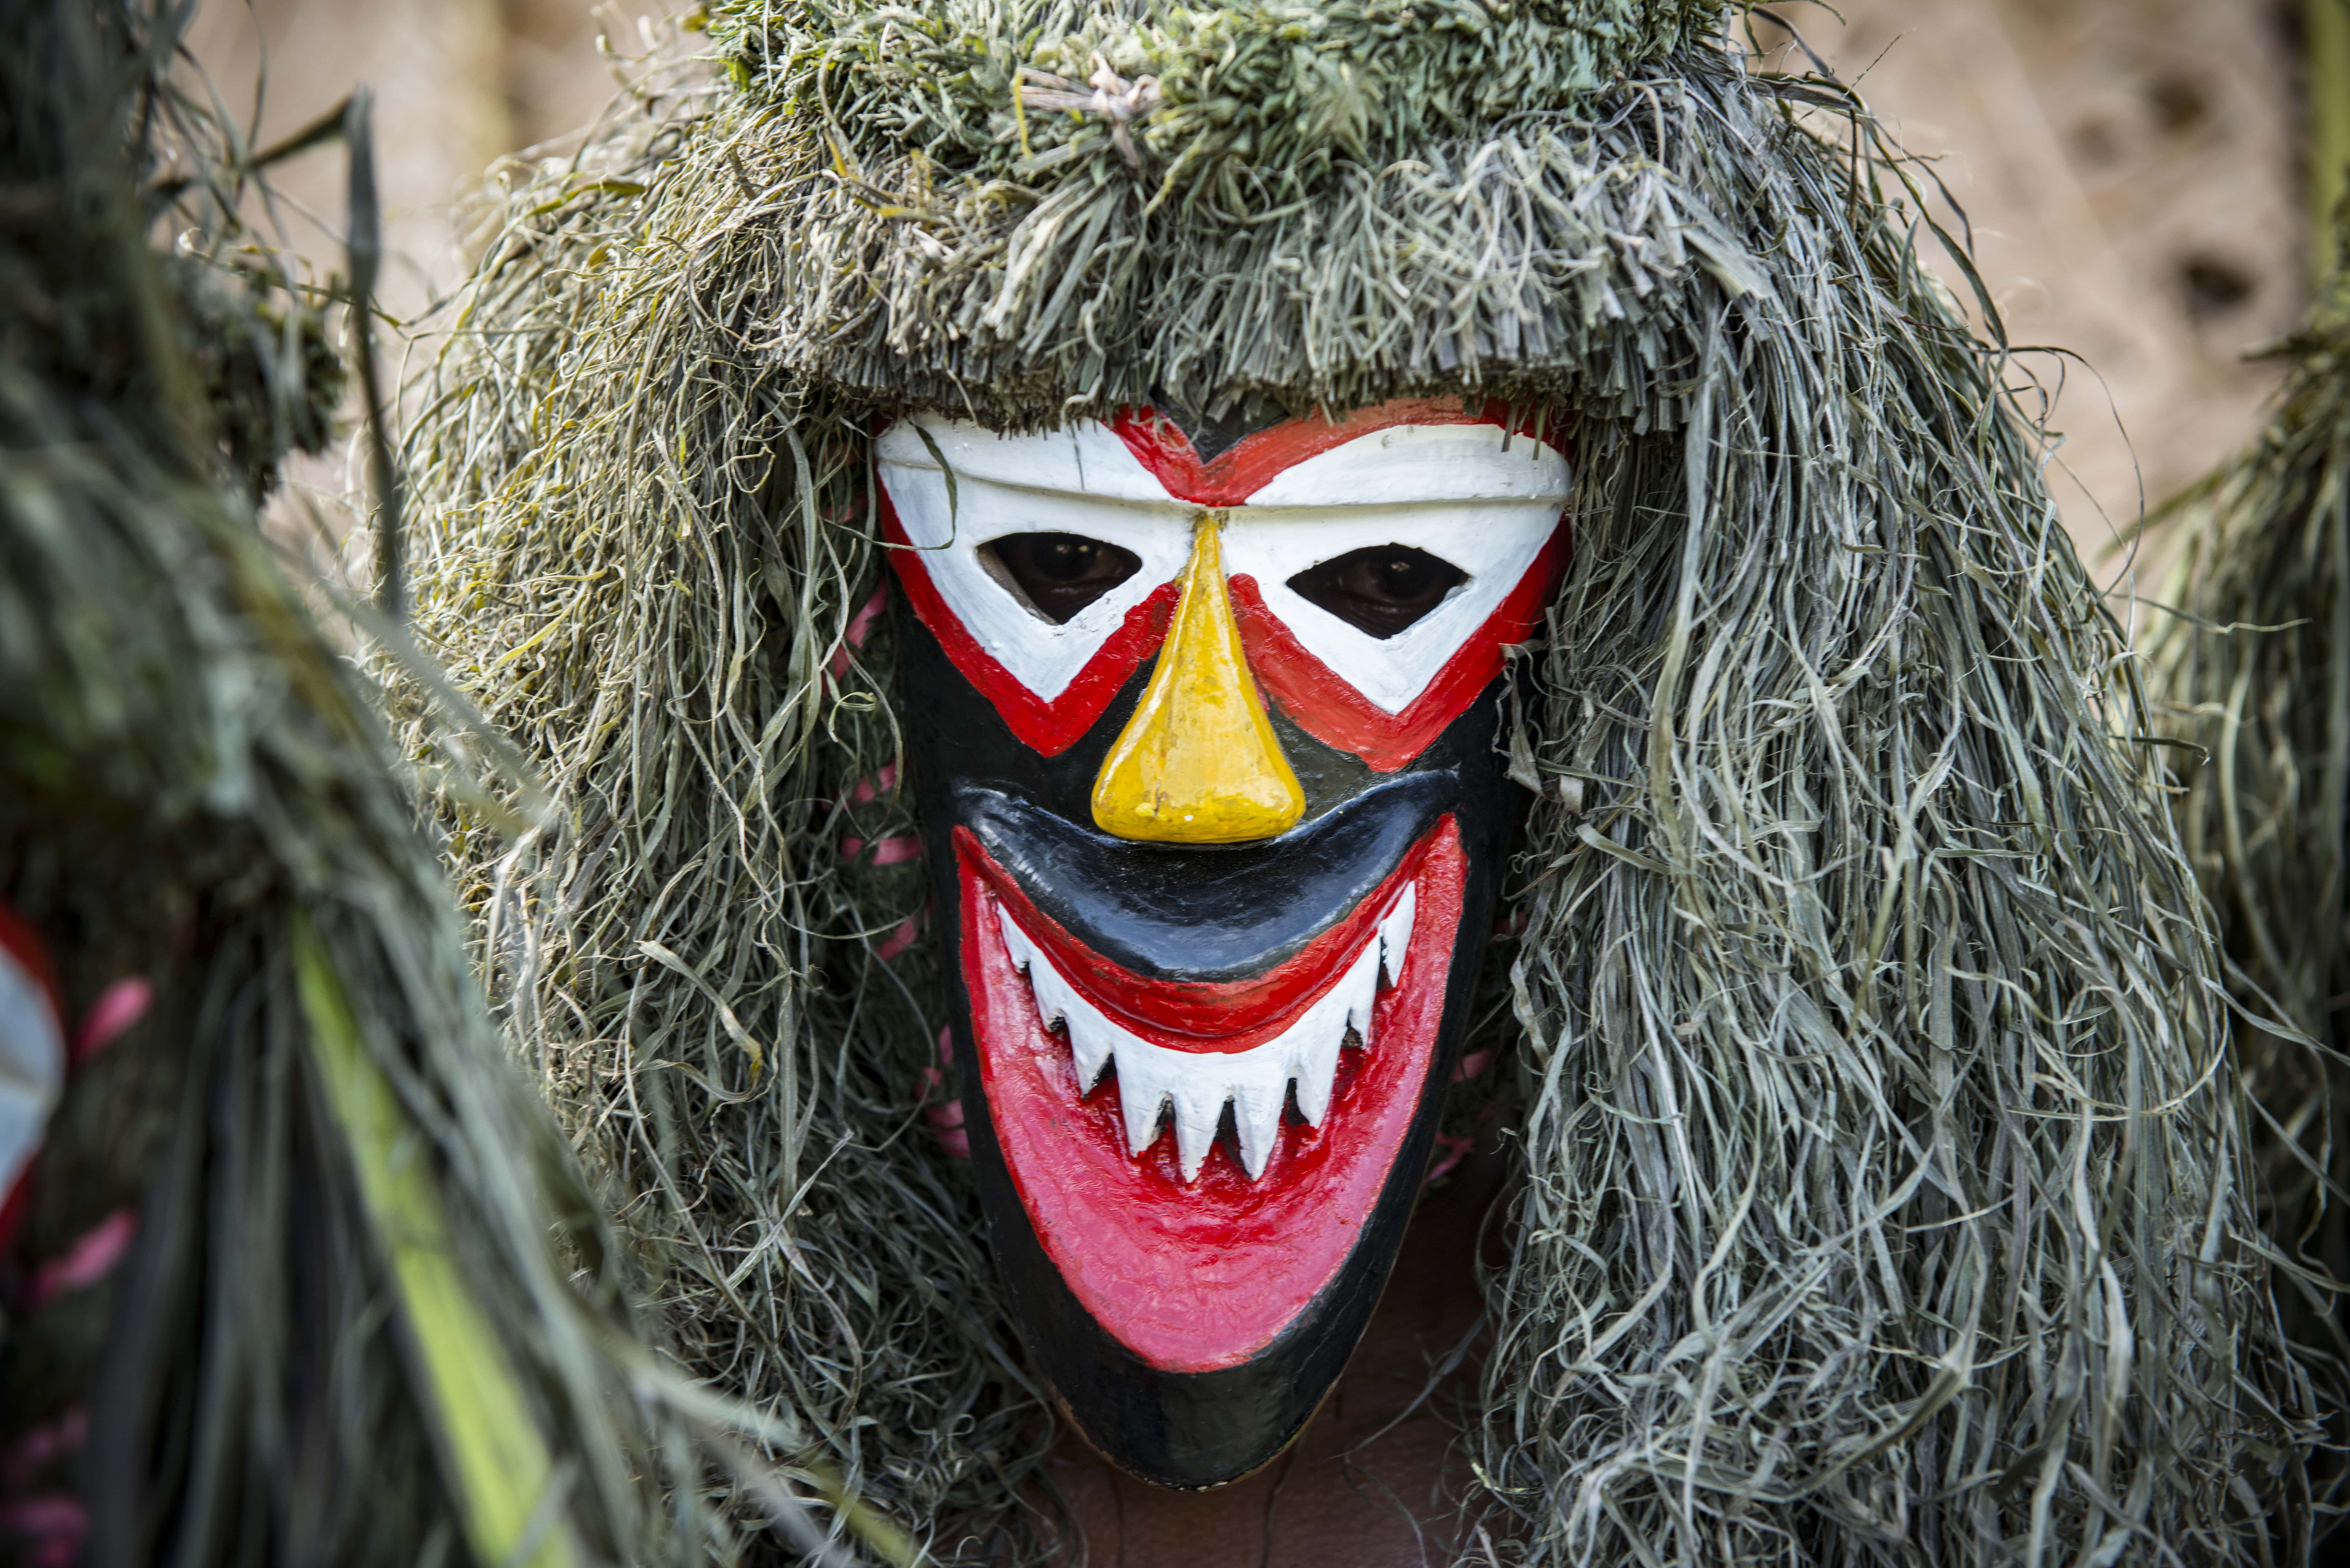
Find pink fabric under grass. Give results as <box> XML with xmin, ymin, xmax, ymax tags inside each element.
<box><xmin>0</xmin><ymin>1410</ymin><xmax>85</xmax><ymax>1495</ymax></box>
<box><xmin>841</xmin><ymin>835</ymin><xmax>923</xmax><ymax>867</ymax></box>
<box><xmin>876</xmin><ymin>918</ymin><xmax>922</xmax><ymax>962</ymax></box>
<box><xmin>71</xmin><ymin>976</ymin><xmax>151</xmax><ymax>1063</ymax></box>
<box><xmin>848</xmin><ymin>764</ymin><xmax>901</xmax><ymax>804</ymax></box>
<box><xmin>920</xmin><ymin>1067</ymin><xmax>971</xmax><ymax>1158</ymax></box>
<box><xmin>827</xmin><ymin>584</ymin><xmax>891</xmax><ymax>680</ymax></box>
<box><xmin>27</xmin><ymin>1209</ymin><xmax>135</xmax><ymax>1309</ymax></box>
<box><xmin>0</xmin><ymin>1493</ymin><xmax>86</xmax><ymax>1568</ymax></box>
<box><xmin>923</xmin><ymin>1028</ymin><xmax>969</xmax><ymax>1157</ymax></box>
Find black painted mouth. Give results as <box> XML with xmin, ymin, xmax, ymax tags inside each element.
<box><xmin>951</xmin><ymin>772</ymin><xmax>1455</xmax><ymax>984</ymax></box>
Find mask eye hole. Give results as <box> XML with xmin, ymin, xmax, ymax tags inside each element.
<box><xmin>1285</xmin><ymin>545</ymin><xmax>1468</xmax><ymax>640</ymax></box>
<box><xmin>981</xmin><ymin>532</ymin><xmax>1145</xmax><ymax>625</ymax></box>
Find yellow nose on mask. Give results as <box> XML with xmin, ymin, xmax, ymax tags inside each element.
<box><xmin>1091</xmin><ymin>516</ymin><xmax>1306</xmax><ymax>844</ymax></box>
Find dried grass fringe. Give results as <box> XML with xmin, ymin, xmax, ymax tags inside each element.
<box><xmin>400</xmin><ymin>14</ymin><xmax>2323</xmax><ymax>1563</ymax></box>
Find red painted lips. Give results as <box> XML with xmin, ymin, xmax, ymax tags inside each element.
<box><xmin>956</xmin><ymin>818</ymin><xmax>1466</xmax><ymax>1372</ymax></box>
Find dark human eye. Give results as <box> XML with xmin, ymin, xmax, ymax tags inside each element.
<box><xmin>982</xmin><ymin>532</ymin><xmax>1144</xmax><ymax>624</ymax></box>
<box><xmin>1285</xmin><ymin>545</ymin><xmax>1468</xmax><ymax>640</ymax></box>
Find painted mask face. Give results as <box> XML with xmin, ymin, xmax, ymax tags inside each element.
<box><xmin>882</xmin><ymin>400</ymin><xmax>1569</xmax><ymax>1486</ymax></box>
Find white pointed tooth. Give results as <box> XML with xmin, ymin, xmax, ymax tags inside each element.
<box><xmin>994</xmin><ymin>909</ymin><xmax>1050</xmax><ymax>1017</ymax></box>
<box><xmin>996</xmin><ymin>905</ymin><xmax>1112</xmax><ymax>1088</ymax></box>
<box><xmin>1287</xmin><ymin>939</ymin><xmax>1381</xmax><ymax>1127</ymax></box>
<box><xmin>1228</xmin><ymin>1057</ymin><xmax>1292</xmax><ymax>1179</ymax></box>
<box><xmin>996</xmin><ymin>904</ymin><xmax>1037</xmax><ymax>975</ymax></box>
<box><xmin>1063</xmin><ymin>1011</ymin><xmax>1118</xmax><ymax>1092</ymax></box>
<box><xmin>1292</xmin><ymin>1021</ymin><xmax>1343</xmax><ymax>1128</ymax></box>
<box><xmin>1377</xmin><ymin>883</ymin><xmax>1417</xmax><ymax>990</ymax></box>
<box><xmin>1027</xmin><ymin>975</ymin><xmax>1069</xmax><ymax>1033</ymax></box>
<box><xmin>1340</xmin><ymin>941</ymin><xmax>1382</xmax><ymax>1045</ymax></box>
<box><xmin>1113</xmin><ymin>1048</ymin><xmax>1176</xmax><ymax>1158</ymax></box>
<box><xmin>1000</xmin><ymin>909</ymin><xmax>1075</xmax><ymax>1030</ymax></box>
<box><xmin>1166</xmin><ymin>1073</ymin><xmax>1224</xmax><ymax>1181</ymax></box>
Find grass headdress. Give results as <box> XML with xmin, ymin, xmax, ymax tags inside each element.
<box><xmin>405</xmin><ymin>1</ymin><xmax>2321</xmax><ymax>1558</ymax></box>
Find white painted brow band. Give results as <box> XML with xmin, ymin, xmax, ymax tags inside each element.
<box><xmin>875</xmin><ymin>418</ymin><xmax>1176</xmax><ymax>502</ymax></box>
<box><xmin>1241</xmin><ymin>425</ymin><xmax>1570</xmax><ymax>506</ymax></box>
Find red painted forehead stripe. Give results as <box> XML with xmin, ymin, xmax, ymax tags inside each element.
<box><xmin>1109</xmin><ymin>397</ymin><xmax>1566</xmax><ymax>507</ymax></box>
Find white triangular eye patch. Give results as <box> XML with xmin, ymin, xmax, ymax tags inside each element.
<box><xmin>1220</xmin><ymin>427</ymin><xmax>1570</xmax><ymax>715</ymax></box>
<box><xmin>876</xmin><ymin>420</ymin><xmax>1193</xmax><ymax>702</ymax></box>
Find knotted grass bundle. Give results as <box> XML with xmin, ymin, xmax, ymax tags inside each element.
<box><xmin>2141</xmin><ymin>276</ymin><xmax>2350</xmax><ymax>1449</ymax></box>
<box><xmin>0</xmin><ymin>3</ymin><xmax>837</xmax><ymax>1563</ymax></box>
<box><xmin>401</xmin><ymin>1</ymin><xmax>2322</xmax><ymax>1559</ymax></box>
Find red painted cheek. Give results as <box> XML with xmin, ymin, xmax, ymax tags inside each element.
<box><xmin>959</xmin><ymin>821</ymin><xmax>1467</xmax><ymax>1373</ymax></box>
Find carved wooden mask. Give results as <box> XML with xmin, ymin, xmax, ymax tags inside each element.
<box><xmin>881</xmin><ymin>401</ymin><xmax>1570</xmax><ymax>1486</ymax></box>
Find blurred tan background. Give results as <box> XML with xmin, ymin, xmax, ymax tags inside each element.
<box><xmin>187</xmin><ymin>0</ymin><xmax>2320</xmax><ymax>585</ymax></box>
<box><xmin>1783</xmin><ymin>0</ymin><xmax>2315</xmax><ymax>599</ymax></box>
